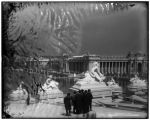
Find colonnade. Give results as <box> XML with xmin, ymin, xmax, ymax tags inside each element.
<box><xmin>25</xmin><ymin>56</ymin><xmax>148</xmax><ymax>77</ymax></box>
<box><xmin>98</xmin><ymin>61</ymin><xmax>128</xmax><ymax>75</ymax></box>
<box><xmin>69</xmin><ymin>61</ymin><xmax>87</xmax><ymax>73</ymax></box>
<box><xmin>68</xmin><ymin>60</ymin><xmax>129</xmax><ymax>75</ymax></box>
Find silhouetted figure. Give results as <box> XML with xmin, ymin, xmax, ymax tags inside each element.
<box><xmin>26</xmin><ymin>94</ymin><xmax>30</xmax><ymax>105</ymax></box>
<box><xmin>76</xmin><ymin>90</ymin><xmax>82</xmax><ymax>114</ymax></box>
<box><xmin>83</xmin><ymin>90</ymin><xmax>89</xmax><ymax>114</ymax></box>
<box><xmin>64</xmin><ymin>93</ymin><xmax>72</xmax><ymax>116</ymax></box>
<box><xmin>71</xmin><ymin>91</ymin><xmax>77</xmax><ymax>113</ymax></box>
<box><xmin>87</xmin><ymin>89</ymin><xmax>93</xmax><ymax>111</ymax></box>
<box><xmin>31</xmin><ymin>84</ymin><xmax>35</xmax><ymax>95</ymax></box>
<box><xmin>34</xmin><ymin>79</ymin><xmax>41</xmax><ymax>95</ymax></box>
<box><xmin>81</xmin><ymin>89</ymin><xmax>84</xmax><ymax>113</ymax></box>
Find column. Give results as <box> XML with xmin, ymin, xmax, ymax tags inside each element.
<box><xmin>124</xmin><ymin>62</ymin><xmax>126</xmax><ymax>74</ymax></box>
<box><xmin>110</xmin><ymin>62</ymin><xmax>112</xmax><ymax>74</ymax></box>
<box><xmin>77</xmin><ymin>61</ymin><xmax>79</xmax><ymax>73</ymax></box>
<box><xmin>121</xmin><ymin>62</ymin><xmax>124</xmax><ymax>75</ymax></box>
<box><xmin>118</xmin><ymin>62</ymin><xmax>120</xmax><ymax>75</ymax></box>
<box><xmin>116</xmin><ymin>62</ymin><xmax>118</xmax><ymax>74</ymax></box>
<box><xmin>103</xmin><ymin>62</ymin><xmax>105</xmax><ymax>74</ymax></box>
<box><xmin>105</xmin><ymin>62</ymin><xmax>107</xmax><ymax>74</ymax></box>
<box><xmin>99</xmin><ymin>61</ymin><xmax>101</xmax><ymax>72</ymax></box>
<box><xmin>102</xmin><ymin>62</ymin><xmax>104</xmax><ymax>73</ymax></box>
<box><xmin>115</xmin><ymin>62</ymin><xmax>117</xmax><ymax>74</ymax></box>
<box><xmin>108</xmin><ymin>62</ymin><xmax>110</xmax><ymax>74</ymax></box>
<box><xmin>112</xmin><ymin>62</ymin><xmax>114</xmax><ymax>74</ymax></box>
<box><xmin>111</xmin><ymin>62</ymin><xmax>114</xmax><ymax>74</ymax></box>
<box><xmin>114</xmin><ymin>62</ymin><xmax>116</xmax><ymax>74</ymax></box>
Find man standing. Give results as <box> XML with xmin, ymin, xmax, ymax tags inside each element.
<box><xmin>64</xmin><ymin>93</ymin><xmax>72</xmax><ymax>116</ymax></box>
<box><xmin>76</xmin><ymin>90</ymin><xmax>82</xmax><ymax>114</ymax></box>
<box><xmin>87</xmin><ymin>89</ymin><xmax>93</xmax><ymax>111</ymax></box>
<box><xmin>82</xmin><ymin>90</ymin><xmax>89</xmax><ymax>114</ymax></box>
<box><xmin>71</xmin><ymin>91</ymin><xmax>77</xmax><ymax>114</ymax></box>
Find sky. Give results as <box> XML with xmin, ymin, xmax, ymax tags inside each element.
<box><xmin>81</xmin><ymin>3</ymin><xmax>148</xmax><ymax>56</ymax></box>
<box><xmin>7</xmin><ymin>3</ymin><xmax>148</xmax><ymax>57</ymax></box>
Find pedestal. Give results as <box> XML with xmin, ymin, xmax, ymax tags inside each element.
<box><xmin>70</xmin><ymin>82</ymin><xmax>112</xmax><ymax>98</ymax></box>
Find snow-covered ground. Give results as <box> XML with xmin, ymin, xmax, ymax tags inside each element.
<box><xmin>6</xmin><ymin>99</ymin><xmax>147</xmax><ymax>118</ymax></box>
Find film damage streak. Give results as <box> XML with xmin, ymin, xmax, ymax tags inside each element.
<box><xmin>8</xmin><ymin>3</ymin><xmax>130</xmax><ymax>56</ymax></box>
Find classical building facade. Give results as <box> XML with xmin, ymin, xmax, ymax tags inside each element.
<box><xmin>22</xmin><ymin>52</ymin><xmax>148</xmax><ymax>77</ymax></box>
<box><xmin>67</xmin><ymin>52</ymin><xmax>148</xmax><ymax>77</ymax></box>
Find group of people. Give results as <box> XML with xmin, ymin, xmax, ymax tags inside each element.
<box><xmin>64</xmin><ymin>89</ymin><xmax>93</xmax><ymax>116</ymax></box>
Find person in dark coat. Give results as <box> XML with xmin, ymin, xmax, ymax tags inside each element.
<box><xmin>71</xmin><ymin>91</ymin><xmax>77</xmax><ymax>113</ymax></box>
<box><xmin>75</xmin><ymin>90</ymin><xmax>82</xmax><ymax>114</ymax></box>
<box><xmin>79</xmin><ymin>90</ymin><xmax>83</xmax><ymax>114</ymax></box>
<box><xmin>64</xmin><ymin>93</ymin><xmax>72</xmax><ymax>116</ymax></box>
<box><xmin>87</xmin><ymin>89</ymin><xmax>93</xmax><ymax>111</ymax></box>
<box><xmin>35</xmin><ymin>82</ymin><xmax>40</xmax><ymax>95</ymax></box>
<box><xmin>80</xmin><ymin>89</ymin><xmax>85</xmax><ymax>113</ymax></box>
<box><xmin>83</xmin><ymin>90</ymin><xmax>89</xmax><ymax>114</ymax></box>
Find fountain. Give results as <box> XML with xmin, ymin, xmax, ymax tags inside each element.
<box><xmin>107</xmin><ymin>77</ymin><xmax>122</xmax><ymax>92</ymax></box>
<box><xmin>39</xmin><ymin>75</ymin><xmax>64</xmax><ymax>100</ymax></box>
<box><xmin>9</xmin><ymin>81</ymin><xmax>28</xmax><ymax>101</ymax></box>
<box><xmin>70</xmin><ymin>62</ymin><xmax>112</xmax><ymax>98</ymax></box>
<box><xmin>127</xmin><ymin>75</ymin><xmax>147</xmax><ymax>95</ymax></box>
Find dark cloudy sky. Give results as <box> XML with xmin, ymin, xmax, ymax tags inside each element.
<box><xmin>81</xmin><ymin>3</ymin><xmax>148</xmax><ymax>56</ymax></box>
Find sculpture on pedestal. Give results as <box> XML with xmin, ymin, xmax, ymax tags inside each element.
<box><xmin>42</xmin><ymin>75</ymin><xmax>59</xmax><ymax>91</ymax></box>
<box><xmin>70</xmin><ymin>62</ymin><xmax>112</xmax><ymax>98</ymax></box>
<box><xmin>39</xmin><ymin>75</ymin><xmax>63</xmax><ymax>99</ymax></box>
<box><xmin>129</xmin><ymin>74</ymin><xmax>147</xmax><ymax>87</ymax></box>
<box><xmin>9</xmin><ymin>81</ymin><xmax>29</xmax><ymax>101</ymax></box>
<box><xmin>75</xmin><ymin>61</ymin><xmax>106</xmax><ymax>86</ymax></box>
<box><xmin>127</xmin><ymin>74</ymin><xmax>147</xmax><ymax>95</ymax></box>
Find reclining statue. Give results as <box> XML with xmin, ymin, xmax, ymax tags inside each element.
<box><xmin>75</xmin><ymin>62</ymin><xmax>106</xmax><ymax>85</ymax></box>
<box><xmin>39</xmin><ymin>75</ymin><xmax>63</xmax><ymax>99</ymax></box>
<box><xmin>42</xmin><ymin>75</ymin><xmax>59</xmax><ymax>91</ymax></box>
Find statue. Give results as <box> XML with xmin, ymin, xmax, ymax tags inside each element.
<box><xmin>42</xmin><ymin>75</ymin><xmax>59</xmax><ymax>91</ymax></box>
<box><xmin>128</xmin><ymin>74</ymin><xmax>147</xmax><ymax>95</ymax></box>
<box><xmin>75</xmin><ymin>62</ymin><xmax>106</xmax><ymax>86</ymax></box>
<box><xmin>129</xmin><ymin>74</ymin><xmax>146</xmax><ymax>87</ymax></box>
<box><xmin>107</xmin><ymin>77</ymin><xmax>122</xmax><ymax>92</ymax></box>
<box><xmin>40</xmin><ymin>75</ymin><xmax>63</xmax><ymax>99</ymax></box>
<box><xmin>90</xmin><ymin>62</ymin><xmax>106</xmax><ymax>82</ymax></box>
<box><xmin>71</xmin><ymin>62</ymin><xmax>112</xmax><ymax>98</ymax></box>
<box><xmin>10</xmin><ymin>81</ymin><xmax>29</xmax><ymax>102</ymax></box>
<box><xmin>107</xmin><ymin>77</ymin><xmax>119</xmax><ymax>87</ymax></box>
